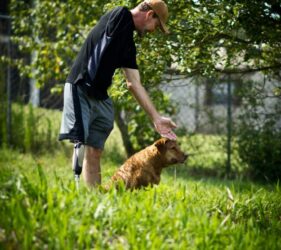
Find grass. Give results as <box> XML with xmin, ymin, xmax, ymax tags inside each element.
<box><xmin>0</xmin><ymin>107</ymin><xmax>280</xmax><ymax>249</ymax></box>
<box><xmin>0</xmin><ymin>136</ymin><xmax>281</xmax><ymax>249</ymax></box>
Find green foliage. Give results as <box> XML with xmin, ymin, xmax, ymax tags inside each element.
<box><xmin>11</xmin><ymin>0</ymin><xmax>281</xmax><ymax>81</ymax></box>
<box><xmin>8</xmin><ymin>0</ymin><xmax>281</xmax><ymax>154</ymax></box>
<box><xmin>9</xmin><ymin>0</ymin><xmax>176</xmax><ymax>151</ymax></box>
<box><xmin>178</xmin><ymin>134</ymin><xmax>244</xmax><ymax>178</ymax></box>
<box><xmin>237</xmin><ymin>122</ymin><xmax>281</xmax><ymax>181</ymax></box>
<box><xmin>0</xmin><ymin>62</ymin><xmax>7</xmax><ymax>147</ymax></box>
<box><xmin>0</xmin><ymin>104</ymin><xmax>62</xmax><ymax>153</ymax></box>
<box><xmin>166</xmin><ymin>0</ymin><xmax>281</xmax><ymax>76</ymax></box>
<box><xmin>0</xmin><ymin>102</ymin><xmax>8</xmax><ymax>147</ymax></box>
<box><xmin>24</xmin><ymin>104</ymin><xmax>35</xmax><ymax>152</ymax></box>
<box><xmin>0</xmin><ymin>146</ymin><xmax>281</xmax><ymax>249</ymax></box>
<box><xmin>46</xmin><ymin>117</ymin><xmax>53</xmax><ymax>149</ymax></box>
<box><xmin>10</xmin><ymin>104</ymin><xmax>25</xmax><ymax>149</ymax></box>
<box><xmin>236</xmin><ymin>80</ymin><xmax>281</xmax><ymax>181</ymax></box>
<box><xmin>111</xmin><ymin>70</ymin><xmax>176</xmax><ymax>151</ymax></box>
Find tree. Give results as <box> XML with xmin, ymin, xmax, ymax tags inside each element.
<box><xmin>167</xmin><ymin>0</ymin><xmax>281</xmax><ymax>77</ymax></box>
<box><xmin>7</xmin><ymin>0</ymin><xmax>281</xmax><ymax>156</ymax></box>
<box><xmin>8</xmin><ymin>0</ymin><xmax>176</xmax><ymax>155</ymax></box>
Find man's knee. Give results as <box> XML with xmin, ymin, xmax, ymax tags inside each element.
<box><xmin>85</xmin><ymin>146</ymin><xmax>103</xmax><ymax>160</ymax></box>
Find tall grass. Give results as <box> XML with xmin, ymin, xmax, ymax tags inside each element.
<box><xmin>0</xmin><ymin>106</ymin><xmax>280</xmax><ymax>249</ymax></box>
<box><xmin>0</xmin><ymin>103</ymin><xmax>63</xmax><ymax>153</ymax></box>
<box><xmin>0</xmin><ymin>136</ymin><xmax>281</xmax><ymax>249</ymax></box>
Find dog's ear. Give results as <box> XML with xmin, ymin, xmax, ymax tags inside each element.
<box><xmin>154</xmin><ymin>138</ymin><xmax>176</xmax><ymax>150</ymax></box>
<box><xmin>154</xmin><ymin>138</ymin><xmax>168</xmax><ymax>149</ymax></box>
<box><xmin>165</xmin><ymin>139</ymin><xmax>177</xmax><ymax>149</ymax></box>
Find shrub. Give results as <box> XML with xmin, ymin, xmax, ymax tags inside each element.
<box><xmin>237</xmin><ymin>121</ymin><xmax>281</xmax><ymax>181</ymax></box>
<box><xmin>236</xmin><ymin>79</ymin><xmax>281</xmax><ymax>181</ymax></box>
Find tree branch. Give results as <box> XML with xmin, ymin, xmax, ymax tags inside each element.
<box><xmin>215</xmin><ymin>64</ymin><xmax>281</xmax><ymax>74</ymax></box>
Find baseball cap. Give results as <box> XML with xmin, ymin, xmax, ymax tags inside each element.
<box><xmin>145</xmin><ymin>0</ymin><xmax>169</xmax><ymax>34</ymax></box>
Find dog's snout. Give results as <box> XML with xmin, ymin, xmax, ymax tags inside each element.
<box><xmin>177</xmin><ymin>153</ymin><xmax>188</xmax><ymax>164</ymax></box>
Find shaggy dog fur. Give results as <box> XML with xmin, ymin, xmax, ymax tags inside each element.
<box><xmin>110</xmin><ymin>138</ymin><xmax>188</xmax><ymax>190</ymax></box>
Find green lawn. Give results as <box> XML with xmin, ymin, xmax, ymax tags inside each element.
<box><xmin>0</xmin><ymin>127</ymin><xmax>280</xmax><ymax>250</ymax></box>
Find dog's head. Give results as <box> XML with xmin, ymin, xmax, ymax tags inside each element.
<box><xmin>154</xmin><ymin>138</ymin><xmax>188</xmax><ymax>165</ymax></box>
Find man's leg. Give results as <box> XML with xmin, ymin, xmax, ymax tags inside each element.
<box><xmin>82</xmin><ymin>145</ymin><xmax>103</xmax><ymax>187</ymax></box>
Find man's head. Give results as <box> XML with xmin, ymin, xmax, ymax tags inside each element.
<box><xmin>131</xmin><ymin>0</ymin><xmax>169</xmax><ymax>37</ymax></box>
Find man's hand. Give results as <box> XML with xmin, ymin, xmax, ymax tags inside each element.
<box><xmin>154</xmin><ymin>116</ymin><xmax>177</xmax><ymax>140</ymax></box>
<box><xmin>123</xmin><ymin>68</ymin><xmax>177</xmax><ymax>140</ymax></box>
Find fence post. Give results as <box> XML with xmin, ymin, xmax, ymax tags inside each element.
<box><xmin>0</xmin><ymin>14</ymin><xmax>12</xmax><ymax>146</ymax></box>
<box><xmin>7</xmin><ymin>17</ymin><xmax>12</xmax><ymax>145</ymax></box>
<box><xmin>29</xmin><ymin>51</ymin><xmax>40</xmax><ymax>107</ymax></box>
<box><xmin>226</xmin><ymin>74</ymin><xmax>232</xmax><ymax>177</ymax></box>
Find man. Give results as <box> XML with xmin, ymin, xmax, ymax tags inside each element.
<box><xmin>59</xmin><ymin>0</ymin><xmax>177</xmax><ymax>187</ymax></box>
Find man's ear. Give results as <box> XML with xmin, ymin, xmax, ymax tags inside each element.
<box><xmin>145</xmin><ymin>10</ymin><xmax>154</xmax><ymax>20</ymax></box>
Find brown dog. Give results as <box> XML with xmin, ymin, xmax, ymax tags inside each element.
<box><xmin>110</xmin><ymin>138</ymin><xmax>188</xmax><ymax>190</ymax></box>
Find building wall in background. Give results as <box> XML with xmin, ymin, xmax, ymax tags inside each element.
<box><xmin>162</xmin><ymin>72</ymin><xmax>280</xmax><ymax>133</ymax></box>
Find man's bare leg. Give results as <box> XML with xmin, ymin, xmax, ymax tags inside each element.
<box><xmin>82</xmin><ymin>145</ymin><xmax>103</xmax><ymax>187</ymax></box>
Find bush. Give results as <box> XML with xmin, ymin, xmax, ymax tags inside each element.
<box><xmin>236</xmin><ymin>79</ymin><xmax>281</xmax><ymax>181</ymax></box>
<box><xmin>237</xmin><ymin>121</ymin><xmax>281</xmax><ymax>181</ymax></box>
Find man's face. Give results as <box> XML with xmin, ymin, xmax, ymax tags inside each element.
<box><xmin>137</xmin><ymin>11</ymin><xmax>161</xmax><ymax>37</ymax></box>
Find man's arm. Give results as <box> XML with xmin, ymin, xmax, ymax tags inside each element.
<box><xmin>123</xmin><ymin>68</ymin><xmax>177</xmax><ymax>140</ymax></box>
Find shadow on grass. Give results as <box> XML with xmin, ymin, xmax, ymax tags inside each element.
<box><xmin>164</xmin><ymin>163</ymin><xmax>279</xmax><ymax>192</ymax></box>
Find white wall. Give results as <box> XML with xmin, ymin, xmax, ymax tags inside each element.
<box><xmin>161</xmin><ymin>72</ymin><xmax>280</xmax><ymax>133</ymax></box>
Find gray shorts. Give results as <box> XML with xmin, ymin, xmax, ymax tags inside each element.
<box><xmin>59</xmin><ymin>83</ymin><xmax>114</xmax><ymax>149</ymax></box>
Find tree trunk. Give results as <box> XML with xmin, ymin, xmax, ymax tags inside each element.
<box><xmin>114</xmin><ymin>108</ymin><xmax>136</xmax><ymax>157</ymax></box>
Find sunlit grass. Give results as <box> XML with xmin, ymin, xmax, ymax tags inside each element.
<box><xmin>0</xmin><ymin>137</ymin><xmax>281</xmax><ymax>249</ymax></box>
<box><xmin>0</xmin><ymin>107</ymin><xmax>280</xmax><ymax>249</ymax></box>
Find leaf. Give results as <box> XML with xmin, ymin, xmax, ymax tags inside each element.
<box><xmin>226</xmin><ymin>187</ymin><xmax>234</xmax><ymax>202</ymax></box>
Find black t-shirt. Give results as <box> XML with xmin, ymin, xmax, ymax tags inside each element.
<box><xmin>66</xmin><ymin>7</ymin><xmax>138</xmax><ymax>100</ymax></box>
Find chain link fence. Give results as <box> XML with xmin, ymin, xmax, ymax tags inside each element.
<box><xmin>161</xmin><ymin>71</ymin><xmax>281</xmax><ymax>177</ymax></box>
<box><xmin>0</xmin><ymin>13</ymin><xmax>63</xmax><ymax>151</ymax></box>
